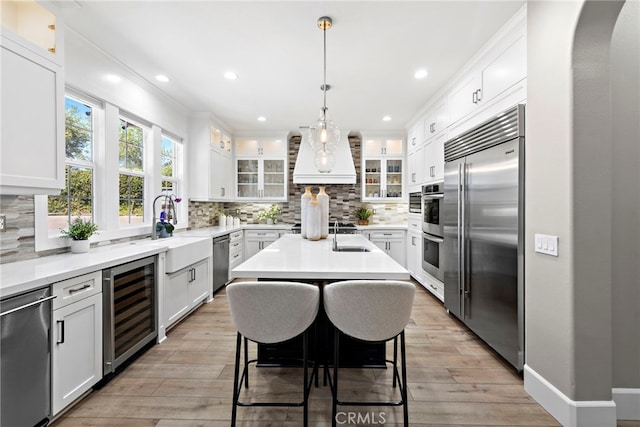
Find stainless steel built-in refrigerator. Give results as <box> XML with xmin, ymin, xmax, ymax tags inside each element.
<box><xmin>443</xmin><ymin>104</ymin><xmax>525</xmax><ymax>371</ymax></box>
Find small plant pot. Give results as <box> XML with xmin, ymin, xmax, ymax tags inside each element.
<box><xmin>70</xmin><ymin>239</ymin><xmax>90</xmax><ymax>254</ymax></box>
<box><xmin>266</xmin><ymin>218</ymin><xmax>274</xmax><ymax>225</ymax></box>
<box><xmin>357</xmin><ymin>219</ymin><xmax>369</xmax><ymax>226</ymax></box>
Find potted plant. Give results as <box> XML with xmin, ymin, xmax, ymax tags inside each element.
<box><xmin>155</xmin><ymin>219</ymin><xmax>175</xmax><ymax>238</ymax></box>
<box><xmin>60</xmin><ymin>217</ymin><xmax>99</xmax><ymax>253</ymax></box>
<box><xmin>258</xmin><ymin>203</ymin><xmax>282</xmax><ymax>225</ymax></box>
<box><xmin>354</xmin><ymin>206</ymin><xmax>374</xmax><ymax>225</ymax></box>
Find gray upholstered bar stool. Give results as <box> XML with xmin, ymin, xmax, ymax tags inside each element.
<box><xmin>323</xmin><ymin>280</ymin><xmax>415</xmax><ymax>427</ymax></box>
<box><xmin>226</xmin><ymin>281</ymin><xmax>319</xmax><ymax>427</ymax></box>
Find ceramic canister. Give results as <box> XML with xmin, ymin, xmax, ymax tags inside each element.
<box><xmin>317</xmin><ymin>186</ymin><xmax>329</xmax><ymax>239</ymax></box>
<box><xmin>300</xmin><ymin>186</ymin><xmax>312</xmax><ymax>238</ymax></box>
<box><xmin>306</xmin><ymin>193</ymin><xmax>322</xmax><ymax>241</ymax></box>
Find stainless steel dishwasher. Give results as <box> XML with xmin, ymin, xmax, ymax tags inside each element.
<box><xmin>212</xmin><ymin>234</ymin><xmax>230</xmax><ymax>293</ymax></box>
<box><xmin>1</xmin><ymin>287</ymin><xmax>56</xmax><ymax>427</ymax></box>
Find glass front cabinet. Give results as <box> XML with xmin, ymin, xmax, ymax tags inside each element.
<box><xmin>361</xmin><ymin>136</ymin><xmax>405</xmax><ymax>201</ymax></box>
<box><xmin>235</xmin><ymin>137</ymin><xmax>287</xmax><ymax>200</ymax></box>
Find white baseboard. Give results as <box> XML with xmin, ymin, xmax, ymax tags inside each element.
<box><xmin>524</xmin><ymin>364</ymin><xmax>617</xmax><ymax>427</ymax></box>
<box><xmin>613</xmin><ymin>388</ymin><xmax>640</xmax><ymax>420</ymax></box>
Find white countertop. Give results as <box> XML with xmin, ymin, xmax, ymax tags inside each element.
<box><xmin>231</xmin><ymin>234</ymin><xmax>409</xmax><ymax>281</ymax></box>
<box><xmin>0</xmin><ymin>236</ymin><xmax>211</xmax><ymax>298</ymax></box>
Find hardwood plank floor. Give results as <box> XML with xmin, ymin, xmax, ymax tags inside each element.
<box><xmin>53</xmin><ymin>283</ymin><xmax>566</xmax><ymax>426</ymax></box>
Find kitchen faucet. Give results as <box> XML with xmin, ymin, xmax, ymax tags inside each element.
<box><xmin>333</xmin><ymin>220</ymin><xmax>338</xmax><ymax>251</ymax></box>
<box><xmin>151</xmin><ymin>193</ymin><xmax>179</xmax><ymax>240</ymax></box>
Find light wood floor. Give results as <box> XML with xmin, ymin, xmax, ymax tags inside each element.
<box><xmin>53</xmin><ymin>284</ymin><xmax>573</xmax><ymax>426</ymax></box>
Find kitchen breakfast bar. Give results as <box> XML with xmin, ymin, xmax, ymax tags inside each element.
<box><xmin>230</xmin><ymin>233</ymin><xmax>410</xmax><ymax>368</ymax></box>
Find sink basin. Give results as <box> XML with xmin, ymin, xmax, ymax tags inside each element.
<box><xmin>333</xmin><ymin>246</ymin><xmax>370</xmax><ymax>252</ymax></box>
<box><xmin>165</xmin><ymin>237</ymin><xmax>212</xmax><ymax>273</ymax></box>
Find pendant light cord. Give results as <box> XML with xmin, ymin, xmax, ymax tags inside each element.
<box><xmin>322</xmin><ymin>24</ymin><xmax>327</xmax><ymax>120</ymax></box>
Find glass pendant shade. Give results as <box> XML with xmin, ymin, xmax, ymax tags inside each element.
<box><xmin>314</xmin><ymin>147</ymin><xmax>336</xmax><ymax>173</ymax></box>
<box><xmin>308</xmin><ymin>116</ymin><xmax>340</xmax><ymax>152</ymax></box>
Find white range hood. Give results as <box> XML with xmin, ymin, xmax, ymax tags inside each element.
<box><xmin>293</xmin><ymin>132</ymin><xmax>356</xmax><ymax>184</ymax></box>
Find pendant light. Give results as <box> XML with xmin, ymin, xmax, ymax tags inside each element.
<box><xmin>309</xmin><ymin>16</ymin><xmax>340</xmax><ymax>173</ymax></box>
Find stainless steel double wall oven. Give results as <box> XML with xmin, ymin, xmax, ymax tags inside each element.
<box><xmin>422</xmin><ymin>182</ymin><xmax>444</xmax><ymax>282</ymax></box>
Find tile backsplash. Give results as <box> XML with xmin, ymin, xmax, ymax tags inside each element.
<box><xmin>188</xmin><ymin>133</ymin><xmax>408</xmax><ymax>227</ymax></box>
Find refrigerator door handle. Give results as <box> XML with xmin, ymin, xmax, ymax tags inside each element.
<box><xmin>462</xmin><ymin>162</ymin><xmax>471</xmax><ymax>319</ymax></box>
<box><xmin>457</xmin><ymin>163</ymin><xmax>464</xmax><ymax>318</ymax></box>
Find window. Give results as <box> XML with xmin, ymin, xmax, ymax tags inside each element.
<box><xmin>160</xmin><ymin>135</ymin><xmax>179</xmax><ymax>193</ymax></box>
<box><xmin>119</xmin><ymin>119</ymin><xmax>146</xmax><ymax>225</ymax></box>
<box><xmin>47</xmin><ymin>96</ymin><xmax>95</xmax><ymax>232</ymax></box>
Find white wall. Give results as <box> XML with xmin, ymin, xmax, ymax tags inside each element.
<box><xmin>64</xmin><ymin>29</ymin><xmax>189</xmax><ymax>139</ymax></box>
<box><xmin>611</xmin><ymin>0</ymin><xmax>640</xmax><ymax>390</ymax></box>
<box><xmin>525</xmin><ymin>0</ymin><xmax>637</xmax><ymax>424</ymax></box>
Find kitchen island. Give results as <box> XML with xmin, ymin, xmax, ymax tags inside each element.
<box><xmin>230</xmin><ymin>233</ymin><xmax>410</xmax><ymax>368</ymax></box>
<box><xmin>230</xmin><ymin>233</ymin><xmax>409</xmax><ymax>281</ymax></box>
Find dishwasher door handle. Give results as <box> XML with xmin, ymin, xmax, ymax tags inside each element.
<box><xmin>0</xmin><ymin>295</ymin><xmax>57</xmax><ymax>317</ymax></box>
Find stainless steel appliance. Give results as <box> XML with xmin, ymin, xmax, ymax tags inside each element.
<box><xmin>1</xmin><ymin>287</ymin><xmax>55</xmax><ymax>427</ymax></box>
<box><xmin>422</xmin><ymin>182</ymin><xmax>443</xmax><ymax>236</ymax></box>
<box><xmin>213</xmin><ymin>234</ymin><xmax>230</xmax><ymax>293</ymax></box>
<box><xmin>409</xmin><ymin>191</ymin><xmax>422</xmax><ymax>213</ymax></box>
<box><xmin>103</xmin><ymin>256</ymin><xmax>157</xmax><ymax>376</ymax></box>
<box><xmin>422</xmin><ymin>232</ymin><xmax>444</xmax><ymax>282</ymax></box>
<box><xmin>443</xmin><ymin>104</ymin><xmax>525</xmax><ymax>371</ymax></box>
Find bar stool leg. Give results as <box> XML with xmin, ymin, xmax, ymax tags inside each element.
<box><xmin>331</xmin><ymin>329</ymin><xmax>340</xmax><ymax>427</ymax></box>
<box><xmin>303</xmin><ymin>330</ymin><xmax>309</xmax><ymax>427</ymax></box>
<box><xmin>231</xmin><ymin>332</ymin><xmax>242</xmax><ymax>427</ymax></box>
<box><xmin>393</xmin><ymin>336</ymin><xmax>398</xmax><ymax>388</ymax></box>
<box><xmin>401</xmin><ymin>331</ymin><xmax>409</xmax><ymax>427</ymax></box>
<box><xmin>243</xmin><ymin>337</ymin><xmax>249</xmax><ymax>388</ymax></box>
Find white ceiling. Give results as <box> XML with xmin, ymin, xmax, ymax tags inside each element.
<box><xmin>58</xmin><ymin>1</ymin><xmax>525</xmax><ymax>134</ymax></box>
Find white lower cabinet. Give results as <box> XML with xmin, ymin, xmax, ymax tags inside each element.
<box><xmin>52</xmin><ymin>272</ymin><xmax>103</xmax><ymax>415</ymax></box>
<box><xmin>165</xmin><ymin>258</ymin><xmax>209</xmax><ymax>329</ymax></box>
<box><xmin>406</xmin><ymin>230</ymin><xmax>423</xmax><ymax>282</ymax></box>
<box><xmin>362</xmin><ymin>229</ymin><xmax>406</xmax><ymax>266</ymax></box>
<box><xmin>244</xmin><ymin>229</ymin><xmax>279</xmax><ymax>260</ymax></box>
<box><xmin>229</xmin><ymin>230</ymin><xmax>244</xmax><ymax>278</ymax></box>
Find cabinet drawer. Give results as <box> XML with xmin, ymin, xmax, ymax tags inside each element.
<box><xmin>245</xmin><ymin>230</ymin><xmax>279</xmax><ymax>239</ymax></box>
<box><xmin>423</xmin><ymin>272</ymin><xmax>444</xmax><ymax>302</ymax></box>
<box><xmin>53</xmin><ymin>271</ymin><xmax>102</xmax><ymax>310</ymax></box>
<box><xmin>229</xmin><ymin>239</ymin><xmax>243</xmax><ymax>254</ymax></box>
<box><xmin>368</xmin><ymin>230</ymin><xmax>405</xmax><ymax>240</ymax></box>
<box><xmin>408</xmin><ymin>217</ymin><xmax>421</xmax><ymax>232</ymax></box>
<box><xmin>229</xmin><ymin>251</ymin><xmax>243</xmax><ymax>269</ymax></box>
<box><xmin>229</xmin><ymin>230</ymin><xmax>243</xmax><ymax>242</ymax></box>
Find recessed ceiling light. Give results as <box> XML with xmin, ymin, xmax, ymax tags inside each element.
<box><xmin>414</xmin><ymin>69</ymin><xmax>428</xmax><ymax>79</ymax></box>
<box><xmin>382</xmin><ymin>115</ymin><xmax>392</xmax><ymax>122</ymax></box>
<box><xmin>257</xmin><ymin>116</ymin><xmax>266</xmax><ymax>122</ymax></box>
<box><xmin>224</xmin><ymin>71</ymin><xmax>238</xmax><ymax>80</ymax></box>
<box><xmin>105</xmin><ymin>74</ymin><xmax>121</xmax><ymax>83</ymax></box>
<box><xmin>155</xmin><ymin>74</ymin><xmax>170</xmax><ymax>82</ymax></box>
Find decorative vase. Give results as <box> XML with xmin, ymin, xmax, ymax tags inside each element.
<box><xmin>317</xmin><ymin>186</ymin><xmax>329</xmax><ymax>239</ymax></box>
<box><xmin>219</xmin><ymin>213</ymin><xmax>226</xmax><ymax>227</ymax></box>
<box><xmin>70</xmin><ymin>239</ymin><xmax>90</xmax><ymax>254</ymax></box>
<box><xmin>300</xmin><ymin>186</ymin><xmax>312</xmax><ymax>239</ymax></box>
<box><xmin>306</xmin><ymin>194</ymin><xmax>322</xmax><ymax>241</ymax></box>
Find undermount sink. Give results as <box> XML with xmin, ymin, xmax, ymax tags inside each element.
<box><xmin>333</xmin><ymin>246</ymin><xmax>370</xmax><ymax>252</ymax></box>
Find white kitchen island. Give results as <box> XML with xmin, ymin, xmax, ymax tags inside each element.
<box><xmin>230</xmin><ymin>233</ymin><xmax>410</xmax><ymax>368</ymax></box>
<box><xmin>231</xmin><ymin>233</ymin><xmax>409</xmax><ymax>280</ymax></box>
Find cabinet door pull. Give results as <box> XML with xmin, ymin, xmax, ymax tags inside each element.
<box><xmin>69</xmin><ymin>284</ymin><xmax>91</xmax><ymax>294</ymax></box>
<box><xmin>383</xmin><ymin>233</ymin><xmax>393</xmax><ymax>236</ymax></box>
<box><xmin>411</xmin><ymin>172</ymin><xmax>416</xmax><ymax>182</ymax></box>
<box><xmin>412</xmin><ymin>236</ymin><xmax>416</xmax><ymax>246</ymax></box>
<box><xmin>57</xmin><ymin>320</ymin><xmax>65</xmax><ymax>344</ymax></box>
<box><xmin>472</xmin><ymin>90</ymin><xmax>478</xmax><ymax>104</ymax></box>
<box><xmin>476</xmin><ymin>88</ymin><xmax>482</xmax><ymax>102</ymax></box>
<box><xmin>221</xmin><ymin>187</ymin><xmax>225</xmax><ymax>197</ymax></box>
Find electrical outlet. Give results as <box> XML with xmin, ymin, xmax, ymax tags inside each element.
<box><xmin>0</xmin><ymin>214</ymin><xmax>6</xmax><ymax>232</ymax></box>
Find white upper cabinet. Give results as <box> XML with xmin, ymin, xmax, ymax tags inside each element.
<box><xmin>362</xmin><ymin>135</ymin><xmax>405</xmax><ymax>202</ymax></box>
<box><xmin>447</xmin><ymin>12</ymin><xmax>526</xmax><ymax>133</ymax></box>
<box><xmin>235</xmin><ymin>137</ymin><xmax>287</xmax><ymax>201</ymax></box>
<box><xmin>1</xmin><ymin>1</ymin><xmax>64</xmax><ymax>195</ymax></box>
<box><xmin>423</xmin><ymin>99</ymin><xmax>449</xmax><ymax>144</ymax></box>
<box><xmin>188</xmin><ymin>114</ymin><xmax>233</xmax><ymax>201</ymax></box>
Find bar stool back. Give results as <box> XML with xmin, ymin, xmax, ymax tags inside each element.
<box><xmin>226</xmin><ymin>281</ymin><xmax>319</xmax><ymax>426</ymax></box>
<box><xmin>323</xmin><ymin>280</ymin><xmax>415</xmax><ymax>427</ymax></box>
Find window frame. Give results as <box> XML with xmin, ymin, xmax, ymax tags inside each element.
<box><xmin>35</xmin><ymin>90</ymin><xmax>187</xmax><ymax>252</ymax></box>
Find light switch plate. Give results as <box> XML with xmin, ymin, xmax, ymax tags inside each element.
<box><xmin>0</xmin><ymin>214</ymin><xmax>5</xmax><ymax>232</ymax></box>
<box><xmin>535</xmin><ymin>233</ymin><xmax>558</xmax><ymax>256</ymax></box>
